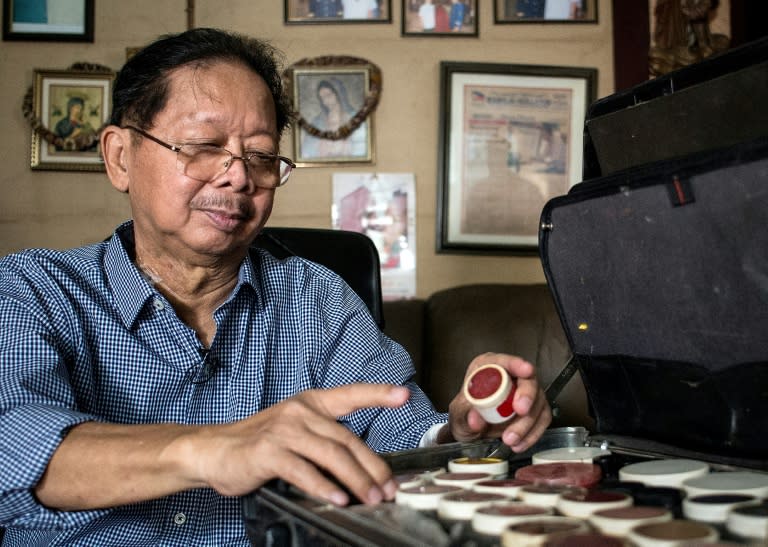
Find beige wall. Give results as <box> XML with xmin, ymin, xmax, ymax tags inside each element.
<box><xmin>0</xmin><ymin>1</ymin><xmax>615</xmax><ymax>298</ymax></box>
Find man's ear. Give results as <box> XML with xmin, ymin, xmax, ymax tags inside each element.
<box><xmin>101</xmin><ymin>125</ymin><xmax>130</xmax><ymax>193</ymax></box>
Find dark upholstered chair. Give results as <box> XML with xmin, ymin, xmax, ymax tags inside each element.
<box><xmin>251</xmin><ymin>227</ymin><xmax>385</xmax><ymax>328</ymax></box>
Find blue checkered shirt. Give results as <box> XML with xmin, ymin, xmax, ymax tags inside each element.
<box><xmin>0</xmin><ymin>221</ymin><xmax>447</xmax><ymax>546</ymax></box>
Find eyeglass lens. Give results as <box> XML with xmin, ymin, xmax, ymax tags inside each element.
<box><xmin>178</xmin><ymin>145</ymin><xmax>293</xmax><ymax>188</ymax></box>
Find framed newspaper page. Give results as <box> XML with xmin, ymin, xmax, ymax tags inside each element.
<box><xmin>436</xmin><ymin>61</ymin><xmax>596</xmax><ymax>254</ymax></box>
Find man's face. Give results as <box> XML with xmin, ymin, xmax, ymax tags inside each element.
<box><xmin>124</xmin><ymin>60</ymin><xmax>279</xmax><ymax>263</ymax></box>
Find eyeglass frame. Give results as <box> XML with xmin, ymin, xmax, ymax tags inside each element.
<box><xmin>121</xmin><ymin>125</ymin><xmax>296</xmax><ymax>188</ymax></box>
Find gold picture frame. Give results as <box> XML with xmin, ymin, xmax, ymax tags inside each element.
<box><xmin>29</xmin><ymin>68</ymin><xmax>115</xmax><ymax>172</ymax></box>
<box><xmin>284</xmin><ymin>56</ymin><xmax>381</xmax><ymax>166</ymax></box>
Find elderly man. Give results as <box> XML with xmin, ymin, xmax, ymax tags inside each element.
<box><xmin>0</xmin><ymin>28</ymin><xmax>551</xmax><ymax>545</ymax></box>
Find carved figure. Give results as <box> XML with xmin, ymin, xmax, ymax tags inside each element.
<box><xmin>649</xmin><ymin>0</ymin><xmax>730</xmax><ymax>77</ymax></box>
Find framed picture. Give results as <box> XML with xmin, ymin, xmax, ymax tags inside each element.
<box><xmin>437</xmin><ymin>61</ymin><xmax>597</xmax><ymax>254</ymax></box>
<box><xmin>2</xmin><ymin>0</ymin><xmax>94</xmax><ymax>41</ymax></box>
<box><xmin>30</xmin><ymin>68</ymin><xmax>115</xmax><ymax>171</ymax></box>
<box><xmin>402</xmin><ymin>0</ymin><xmax>478</xmax><ymax>37</ymax></box>
<box><xmin>493</xmin><ymin>0</ymin><xmax>597</xmax><ymax>23</ymax></box>
<box><xmin>284</xmin><ymin>56</ymin><xmax>380</xmax><ymax>165</ymax></box>
<box><xmin>284</xmin><ymin>0</ymin><xmax>391</xmax><ymax>24</ymax></box>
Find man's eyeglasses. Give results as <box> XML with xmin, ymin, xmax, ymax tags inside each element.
<box><xmin>122</xmin><ymin>125</ymin><xmax>295</xmax><ymax>189</ymax></box>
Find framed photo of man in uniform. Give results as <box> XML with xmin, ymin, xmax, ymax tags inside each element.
<box><xmin>285</xmin><ymin>0</ymin><xmax>391</xmax><ymax>24</ymax></box>
<box><xmin>493</xmin><ymin>0</ymin><xmax>597</xmax><ymax>23</ymax></box>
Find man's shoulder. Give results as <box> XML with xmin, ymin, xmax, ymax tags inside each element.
<box><xmin>1</xmin><ymin>242</ymin><xmax>108</xmax><ymax>286</ymax></box>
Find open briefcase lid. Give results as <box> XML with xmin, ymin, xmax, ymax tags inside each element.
<box><xmin>539</xmin><ymin>38</ymin><xmax>768</xmax><ymax>461</ymax></box>
<box><xmin>540</xmin><ymin>136</ymin><xmax>768</xmax><ymax>461</ymax></box>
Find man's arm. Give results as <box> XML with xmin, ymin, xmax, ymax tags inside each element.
<box><xmin>35</xmin><ymin>384</ymin><xmax>409</xmax><ymax>510</ymax></box>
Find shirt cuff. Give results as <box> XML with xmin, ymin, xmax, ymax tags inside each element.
<box><xmin>418</xmin><ymin>422</ymin><xmax>446</xmax><ymax>448</ymax></box>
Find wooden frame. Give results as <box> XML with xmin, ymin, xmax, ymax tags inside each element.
<box><xmin>3</xmin><ymin>0</ymin><xmax>94</xmax><ymax>42</ymax></box>
<box><xmin>493</xmin><ymin>0</ymin><xmax>597</xmax><ymax>23</ymax></box>
<box><xmin>436</xmin><ymin>61</ymin><xmax>597</xmax><ymax>254</ymax></box>
<box><xmin>284</xmin><ymin>56</ymin><xmax>380</xmax><ymax>165</ymax></box>
<box><xmin>284</xmin><ymin>0</ymin><xmax>391</xmax><ymax>24</ymax></box>
<box><xmin>30</xmin><ymin>68</ymin><xmax>114</xmax><ymax>171</ymax></box>
<box><xmin>401</xmin><ymin>0</ymin><xmax>478</xmax><ymax>37</ymax></box>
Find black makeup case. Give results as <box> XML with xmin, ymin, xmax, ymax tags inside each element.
<box><xmin>539</xmin><ymin>36</ymin><xmax>768</xmax><ymax>467</ymax></box>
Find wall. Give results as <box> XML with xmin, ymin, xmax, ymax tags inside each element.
<box><xmin>0</xmin><ymin>1</ymin><xmax>615</xmax><ymax>298</ymax></box>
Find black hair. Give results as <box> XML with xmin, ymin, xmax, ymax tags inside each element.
<box><xmin>109</xmin><ymin>27</ymin><xmax>294</xmax><ymax>136</ymax></box>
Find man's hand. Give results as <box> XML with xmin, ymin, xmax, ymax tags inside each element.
<box><xmin>36</xmin><ymin>384</ymin><xmax>409</xmax><ymax>510</ymax></box>
<box><xmin>188</xmin><ymin>384</ymin><xmax>409</xmax><ymax>506</ymax></box>
<box><xmin>441</xmin><ymin>353</ymin><xmax>552</xmax><ymax>452</ymax></box>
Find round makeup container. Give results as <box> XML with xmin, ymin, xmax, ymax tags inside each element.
<box><xmin>463</xmin><ymin>363</ymin><xmax>516</xmax><ymax>424</ymax></box>
<box><xmin>618</xmin><ymin>459</ymin><xmax>709</xmax><ymax>488</ymax></box>
<box><xmin>544</xmin><ymin>532</ymin><xmax>630</xmax><ymax>546</ymax></box>
<box><xmin>681</xmin><ymin>471</ymin><xmax>768</xmax><ymax>499</ymax></box>
<box><xmin>432</xmin><ymin>471</ymin><xmax>494</xmax><ymax>489</ymax></box>
<box><xmin>448</xmin><ymin>456</ymin><xmax>508</xmax><ymax>478</ymax></box>
<box><xmin>589</xmin><ymin>506</ymin><xmax>673</xmax><ymax>537</ymax></box>
<box><xmin>556</xmin><ymin>489</ymin><xmax>633</xmax><ymax>519</ymax></box>
<box><xmin>682</xmin><ymin>493</ymin><xmax>759</xmax><ymax>524</ymax></box>
<box><xmin>627</xmin><ymin>519</ymin><xmax>718</xmax><ymax>547</ymax></box>
<box><xmin>436</xmin><ymin>490</ymin><xmax>507</xmax><ymax>521</ymax></box>
<box><xmin>725</xmin><ymin>501</ymin><xmax>768</xmax><ymax>542</ymax></box>
<box><xmin>501</xmin><ymin>516</ymin><xmax>590</xmax><ymax>547</ymax></box>
<box><xmin>518</xmin><ymin>484</ymin><xmax>586</xmax><ymax>508</ymax></box>
<box><xmin>473</xmin><ymin>478</ymin><xmax>530</xmax><ymax>498</ymax></box>
<box><xmin>532</xmin><ymin>446</ymin><xmax>612</xmax><ymax>465</ymax></box>
<box><xmin>515</xmin><ymin>462</ymin><xmax>602</xmax><ymax>488</ymax></box>
<box><xmin>471</xmin><ymin>502</ymin><xmax>553</xmax><ymax>536</ymax></box>
<box><xmin>395</xmin><ymin>484</ymin><xmax>464</xmax><ymax>511</ymax></box>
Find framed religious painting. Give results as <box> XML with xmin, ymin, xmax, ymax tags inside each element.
<box><xmin>28</xmin><ymin>67</ymin><xmax>115</xmax><ymax>171</ymax></box>
<box><xmin>493</xmin><ymin>0</ymin><xmax>597</xmax><ymax>24</ymax></box>
<box><xmin>436</xmin><ymin>61</ymin><xmax>596</xmax><ymax>254</ymax></box>
<box><xmin>284</xmin><ymin>0</ymin><xmax>391</xmax><ymax>24</ymax></box>
<box><xmin>284</xmin><ymin>56</ymin><xmax>381</xmax><ymax>165</ymax></box>
<box><xmin>401</xmin><ymin>0</ymin><xmax>478</xmax><ymax>37</ymax></box>
<box><xmin>2</xmin><ymin>0</ymin><xmax>94</xmax><ymax>41</ymax></box>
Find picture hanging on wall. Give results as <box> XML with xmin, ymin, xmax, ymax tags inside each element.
<box><xmin>401</xmin><ymin>0</ymin><xmax>478</xmax><ymax>37</ymax></box>
<box><xmin>2</xmin><ymin>0</ymin><xmax>94</xmax><ymax>41</ymax></box>
<box><xmin>436</xmin><ymin>61</ymin><xmax>597</xmax><ymax>254</ymax></box>
<box><xmin>26</xmin><ymin>66</ymin><xmax>115</xmax><ymax>171</ymax></box>
<box><xmin>284</xmin><ymin>56</ymin><xmax>381</xmax><ymax>165</ymax></box>
<box><xmin>284</xmin><ymin>0</ymin><xmax>391</xmax><ymax>24</ymax></box>
<box><xmin>493</xmin><ymin>0</ymin><xmax>597</xmax><ymax>24</ymax></box>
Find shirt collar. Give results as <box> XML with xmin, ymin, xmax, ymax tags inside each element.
<box><xmin>103</xmin><ymin>221</ymin><xmax>263</xmax><ymax>329</ymax></box>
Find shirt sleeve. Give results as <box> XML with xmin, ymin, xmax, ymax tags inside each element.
<box><xmin>0</xmin><ymin>255</ymin><xmax>107</xmax><ymax>529</ymax></box>
<box><xmin>299</xmin><ymin>264</ymin><xmax>449</xmax><ymax>453</ymax></box>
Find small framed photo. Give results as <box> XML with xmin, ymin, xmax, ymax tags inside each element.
<box><xmin>284</xmin><ymin>56</ymin><xmax>380</xmax><ymax>165</ymax></box>
<box><xmin>30</xmin><ymin>68</ymin><xmax>115</xmax><ymax>171</ymax></box>
<box><xmin>436</xmin><ymin>61</ymin><xmax>597</xmax><ymax>254</ymax></box>
<box><xmin>493</xmin><ymin>0</ymin><xmax>597</xmax><ymax>24</ymax></box>
<box><xmin>2</xmin><ymin>0</ymin><xmax>94</xmax><ymax>41</ymax></box>
<box><xmin>284</xmin><ymin>0</ymin><xmax>391</xmax><ymax>24</ymax></box>
<box><xmin>402</xmin><ymin>0</ymin><xmax>478</xmax><ymax>37</ymax></box>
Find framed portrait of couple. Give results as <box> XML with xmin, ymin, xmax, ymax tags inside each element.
<box><xmin>284</xmin><ymin>56</ymin><xmax>381</xmax><ymax>165</ymax></box>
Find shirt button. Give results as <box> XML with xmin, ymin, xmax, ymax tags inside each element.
<box><xmin>153</xmin><ymin>298</ymin><xmax>165</xmax><ymax>311</ymax></box>
<box><xmin>173</xmin><ymin>512</ymin><xmax>187</xmax><ymax>525</ymax></box>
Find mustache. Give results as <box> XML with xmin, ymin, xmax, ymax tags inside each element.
<box><xmin>189</xmin><ymin>195</ymin><xmax>254</xmax><ymax>218</ymax></box>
